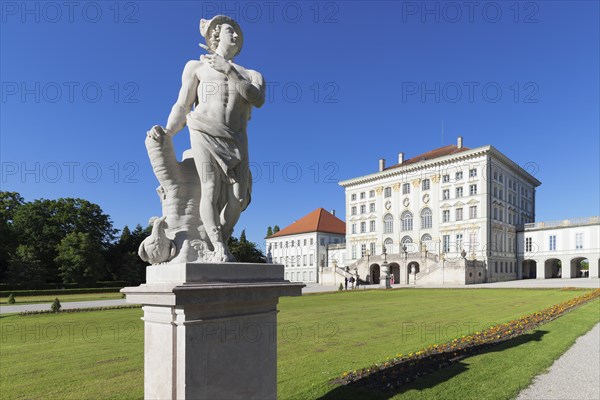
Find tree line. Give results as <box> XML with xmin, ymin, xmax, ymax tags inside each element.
<box><xmin>0</xmin><ymin>191</ymin><xmax>265</xmax><ymax>288</ymax></box>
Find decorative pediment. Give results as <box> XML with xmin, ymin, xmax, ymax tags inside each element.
<box><xmin>441</xmin><ymin>203</ymin><xmax>452</xmax><ymax>209</ymax></box>
<box><xmin>467</xmin><ymin>199</ymin><xmax>479</xmax><ymax>205</ymax></box>
<box><xmin>454</xmin><ymin>201</ymin><xmax>465</xmax><ymax>207</ymax></box>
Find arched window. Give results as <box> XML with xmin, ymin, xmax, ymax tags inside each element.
<box><xmin>401</xmin><ymin>211</ymin><xmax>413</xmax><ymax>231</ymax></box>
<box><xmin>383</xmin><ymin>214</ymin><xmax>394</xmax><ymax>233</ymax></box>
<box><xmin>421</xmin><ymin>208</ymin><xmax>432</xmax><ymax>229</ymax></box>
<box><xmin>384</xmin><ymin>238</ymin><xmax>394</xmax><ymax>254</ymax></box>
<box><xmin>421</xmin><ymin>234</ymin><xmax>433</xmax><ymax>252</ymax></box>
<box><xmin>401</xmin><ymin>236</ymin><xmax>413</xmax><ymax>253</ymax></box>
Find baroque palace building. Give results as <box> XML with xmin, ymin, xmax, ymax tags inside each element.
<box><xmin>269</xmin><ymin>137</ymin><xmax>599</xmax><ymax>285</ymax></box>
<box><xmin>326</xmin><ymin>136</ymin><xmax>541</xmax><ymax>285</ymax></box>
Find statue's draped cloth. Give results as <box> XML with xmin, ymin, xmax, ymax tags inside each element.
<box><xmin>186</xmin><ymin>112</ymin><xmax>252</xmax><ymax>210</ymax></box>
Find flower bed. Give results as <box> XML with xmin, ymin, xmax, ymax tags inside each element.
<box><xmin>334</xmin><ymin>289</ymin><xmax>600</xmax><ymax>392</ymax></box>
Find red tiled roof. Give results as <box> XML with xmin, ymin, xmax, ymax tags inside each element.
<box><xmin>268</xmin><ymin>208</ymin><xmax>345</xmax><ymax>238</ymax></box>
<box><xmin>385</xmin><ymin>144</ymin><xmax>471</xmax><ymax>170</ymax></box>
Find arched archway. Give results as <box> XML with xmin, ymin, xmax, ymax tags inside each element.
<box><xmin>544</xmin><ymin>258</ymin><xmax>561</xmax><ymax>279</ymax></box>
<box><xmin>370</xmin><ymin>264</ymin><xmax>380</xmax><ymax>284</ymax></box>
<box><xmin>570</xmin><ymin>257</ymin><xmax>588</xmax><ymax>278</ymax></box>
<box><xmin>522</xmin><ymin>260</ymin><xmax>537</xmax><ymax>279</ymax></box>
<box><xmin>389</xmin><ymin>262</ymin><xmax>400</xmax><ymax>284</ymax></box>
<box><xmin>407</xmin><ymin>261</ymin><xmax>420</xmax><ymax>284</ymax></box>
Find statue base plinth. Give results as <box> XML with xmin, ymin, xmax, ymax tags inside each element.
<box><xmin>122</xmin><ymin>262</ymin><xmax>303</xmax><ymax>400</ymax></box>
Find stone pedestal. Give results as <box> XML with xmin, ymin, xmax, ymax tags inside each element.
<box><xmin>122</xmin><ymin>263</ymin><xmax>303</xmax><ymax>400</ymax></box>
<box><xmin>379</xmin><ymin>262</ymin><xmax>391</xmax><ymax>288</ymax></box>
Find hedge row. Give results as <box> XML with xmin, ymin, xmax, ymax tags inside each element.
<box><xmin>335</xmin><ymin>288</ymin><xmax>600</xmax><ymax>392</ymax></box>
<box><xmin>18</xmin><ymin>304</ymin><xmax>142</xmax><ymax>316</ymax></box>
<box><xmin>0</xmin><ymin>281</ymin><xmax>129</xmax><ymax>291</ymax></box>
<box><xmin>0</xmin><ymin>287</ymin><xmax>123</xmax><ymax>297</ymax></box>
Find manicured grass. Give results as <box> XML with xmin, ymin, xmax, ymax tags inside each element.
<box><xmin>0</xmin><ymin>289</ymin><xmax>597</xmax><ymax>400</ymax></box>
<box><xmin>0</xmin><ymin>308</ymin><xmax>144</xmax><ymax>400</ymax></box>
<box><xmin>0</xmin><ymin>292</ymin><xmax>123</xmax><ymax>305</ymax></box>
<box><xmin>277</xmin><ymin>289</ymin><xmax>598</xmax><ymax>399</ymax></box>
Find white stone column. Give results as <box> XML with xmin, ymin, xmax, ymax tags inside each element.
<box><xmin>122</xmin><ymin>263</ymin><xmax>303</xmax><ymax>400</ymax></box>
<box><xmin>561</xmin><ymin>258</ymin><xmax>574</xmax><ymax>279</ymax></box>
<box><xmin>589</xmin><ymin>258</ymin><xmax>599</xmax><ymax>278</ymax></box>
<box><xmin>536</xmin><ymin>259</ymin><xmax>546</xmax><ymax>279</ymax></box>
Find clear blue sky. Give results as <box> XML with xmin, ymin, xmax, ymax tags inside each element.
<box><xmin>1</xmin><ymin>1</ymin><xmax>599</xmax><ymax>251</ymax></box>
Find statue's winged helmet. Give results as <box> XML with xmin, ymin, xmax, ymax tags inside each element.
<box><xmin>200</xmin><ymin>15</ymin><xmax>244</xmax><ymax>57</ymax></box>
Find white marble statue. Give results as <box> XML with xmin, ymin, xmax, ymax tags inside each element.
<box><xmin>144</xmin><ymin>15</ymin><xmax>265</xmax><ymax>263</ymax></box>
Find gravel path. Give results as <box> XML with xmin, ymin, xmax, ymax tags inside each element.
<box><xmin>517</xmin><ymin>323</ymin><xmax>600</xmax><ymax>400</ymax></box>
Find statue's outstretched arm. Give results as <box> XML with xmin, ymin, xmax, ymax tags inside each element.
<box><xmin>165</xmin><ymin>61</ymin><xmax>200</xmax><ymax>136</ymax></box>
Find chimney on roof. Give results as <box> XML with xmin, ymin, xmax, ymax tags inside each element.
<box><xmin>398</xmin><ymin>152</ymin><xmax>405</xmax><ymax>164</ymax></box>
<box><xmin>331</xmin><ymin>209</ymin><xmax>336</xmax><ymax>216</ymax></box>
<box><xmin>379</xmin><ymin>158</ymin><xmax>386</xmax><ymax>172</ymax></box>
<box><xmin>457</xmin><ymin>136</ymin><xmax>464</xmax><ymax>149</ymax></box>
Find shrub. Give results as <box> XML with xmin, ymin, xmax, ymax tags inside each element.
<box><xmin>7</xmin><ymin>293</ymin><xmax>16</xmax><ymax>304</ymax></box>
<box><xmin>338</xmin><ymin>283</ymin><xmax>344</xmax><ymax>291</ymax></box>
<box><xmin>51</xmin><ymin>298</ymin><xmax>61</xmax><ymax>312</ymax></box>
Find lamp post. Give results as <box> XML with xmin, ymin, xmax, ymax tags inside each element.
<box><xmin>380</xmin><ymin>244</ymin><xmax>391</xmax><ymax>289</ymax></box>
<box><xmin>402</xmin><ymin>244</ymin><xmax>407</xmax><ymax>284</ymax></box>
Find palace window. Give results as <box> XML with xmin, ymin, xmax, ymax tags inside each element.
<box><xmin>369</xmin><ymin>203</ymin><xmax>376</xmax><ymax>212</ymax></box>
<box><xmin>469</xmin><ymin>184</ymin><xmax>477</xmax><ymax>196</ymax></box>
<box><xmin>360</xmin><ymin>222</ymin><xmax>366</xmax><ymax>233</ymax></box>
<box><xmin>576</xmin><ymin>233</ymin><xmax>583</xmax><ymax>249</ymax></box>
<box><xmin>443</xmin><ymin>235</ymin><xmax>450</xmax><ymax>252</ymax></box>
<box><xmin>456</xmin><ymin>208</ymin><xmax>463</xmax><ymax>221</ymax></box>
<box><xmin>384</xmin><ymin>214</ymin><xmax>394</xmax><ymax>233</ymax></box>
<box><xmin>351</xmin><ymin>194</ymin><xmax>356</xmax><ymax>201</ymax></box>
<box><xmin>360</xmin><ymin>192</ymin><xmax>365</xmax><ymax>199</ymax></box>
<box><xmin>422</xmin><ymin>179</ymin><xmax>430</xmax><ymax>191</ymax></box>
<box><xmin>384</xmin><ymin>187</ymin><xmax>392</xmax><ymax>198</ymax></box>
<box><xmin>456</xmin><ymin>187</ymin><xmax>463</xmax><ymax>198</ymax></box>
<box><xmin>469</xmin><ymin>168</ymin><xmax>477</xmax><ymax>177</ymax></box>
<box><xmin>455</xmin><ymin>171</ymin><xmax>463</xmax><ymax>180</ymax></box>
<box><xmin>525</xmin><ymin>237</ymin><xmax>532</xmax><ymax>252</ymax></box>
<box><xmin>370</xmin><ymin>242</ymin><xmax>376</xmax><ymax>256</ymax></box>
<box><xmin>401</xmin><ymin>211</ymin><xmax>413</xmax><ymax>231</ymax></box>
<box><xmin>351</xmin><ymin>245</ymin><xmax>356</xmax><ymax>259</ymax></box>
<box><xmin>369</xmin><ymin>190</ymin><xmax>375</xmax><ymax>198</ymax></box>
<box><xmin>443</xmin><ymin>210</ymin><xmax>450</xmax><ymax>223</ymax></box>
<box><xmin>402</xmin><ymin>183</ymin><xmax>410</xmax><ymax>194</ymax></box>
<box><xmin>370</xmin><ymin>220</ymin><xmax>376</xmax><ymax>232</ymax></box>
<box><xmin>443</xmin><ymin>189</ymin><xmax>450</xmax><ymax>200</ymax></box>
<box><xmin>469</xmin><ymin>205</ymin><xmax>477</xmax><ymax>219</ymax></box>
<box><xmin>361</xmin><ymin>244</ymin><xmax>367</xmax><ymax>257</ymax></box>
<box><xmin>442</xmin><ymin>174</ymin><xmax>450</xmax><ymax>183</ymax></box>
<box><xmin>310</xmin><ymin>254</ymin><xmax>314</xmax><ymax>265</ymax></box>
<box><xmin>351</xmin><ymin>206</ymin><xmax>356</xmax><ymax>215</ymax></box>
<box><xmin>384</xmin><ymin>238</ymin><xmax>393</xmax><ymax>254</ymax></box>
<box><xmin>421</xmin><ymin>208</ymin><xmax>432</xmax><ymax>229</ymax></box>
<box><xmin>549</xmin><ymin>235</ymin><xmax>556</xmax><ymax>251</ymax></box>
<box><xmin>360</xmin><ymin>205</ymin><xmax>366</xmax><ymax>214</ymax></box>
<box><xmin>456</xmin><ymin>234</ymin><xmax>463</xmax><ymax>251</ymax></box>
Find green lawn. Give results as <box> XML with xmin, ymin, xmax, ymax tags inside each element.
<box><xmin>0</xmin><ymin>289</ymin><xmax>597</xmax><ymax>400</ymax></box>
<box><xmin>0</xmin><ymin>292</ymin><xmax>123</xmax><ymax>305</ymax></box>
